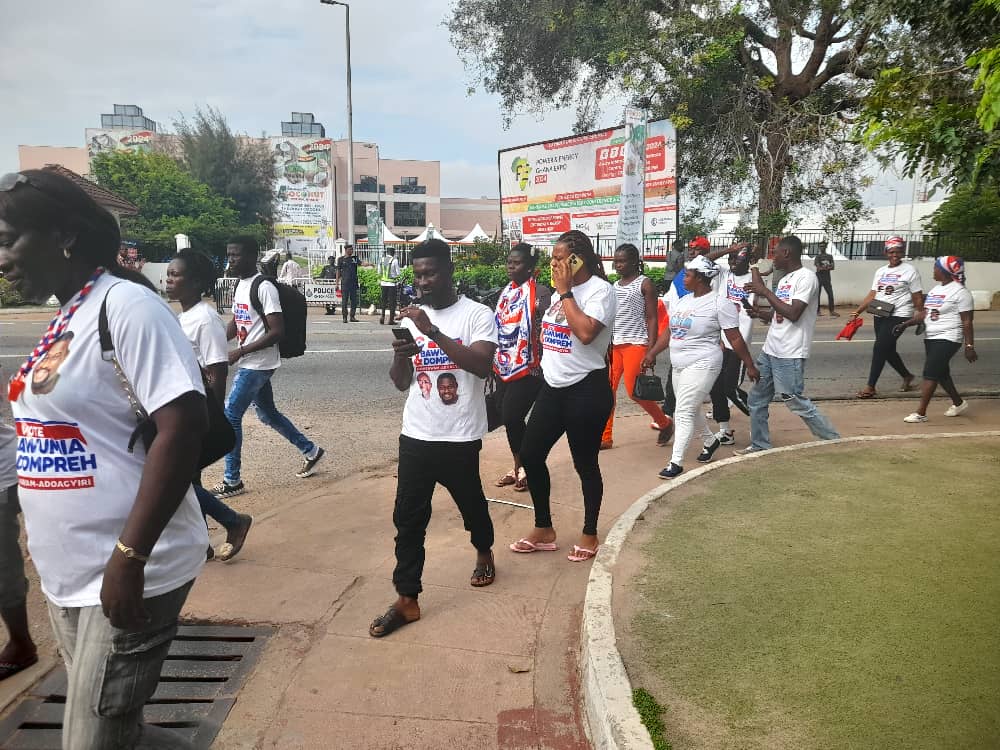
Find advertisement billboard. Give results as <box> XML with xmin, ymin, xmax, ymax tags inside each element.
<box><xmin>499</xmin><ymin>118</ymin><xmax>677</xmax><ymax>245</ymax></box>
<box><xmin>86</xmin><ymin>128</ymin><xmax>159</xmax><ymax>160</ymax></box>
<box><xmin>271</xmin><ymin>137</ymin><xmax>334</xmax><ymax>252</ymax></box>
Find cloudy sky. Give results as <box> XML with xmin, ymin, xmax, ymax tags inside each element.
<box><xmin>2</xmin><ymin>0</ymin><xmax>914</xmax><ymax>210</ymax></box>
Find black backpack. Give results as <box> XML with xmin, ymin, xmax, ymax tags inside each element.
<box><xmin>249</xmin><ymin>276</ymin><xmax>307</xmax><ymax>358</ymax></box>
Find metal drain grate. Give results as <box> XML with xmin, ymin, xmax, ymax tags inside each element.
<box><xmin>0</xmin><ymin>624</ymin><xmax>271</xmax><ymax>750</ymax></box>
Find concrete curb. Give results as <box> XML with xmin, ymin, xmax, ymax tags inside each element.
<box><xmin>580</xmin><ymin>430</ymin><xmax>1000</xmax><ymax>750</ymax></box>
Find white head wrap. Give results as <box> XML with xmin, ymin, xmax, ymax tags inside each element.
<box><xmin>684</xmin><ymin>255</ymin><xmax>720</xmax><ymax>279</ymax></box>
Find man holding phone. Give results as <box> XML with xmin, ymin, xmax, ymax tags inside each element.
<box><xmin>370</xmin><ymin>239</ymin><xmax>499</xmax><ymax>639</ymax></box>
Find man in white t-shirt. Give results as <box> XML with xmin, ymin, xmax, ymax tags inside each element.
<box><xmin>369</xmin><ymin>239</ymin><xmax>499</xmax><ymax>639</ymax></box>
<box><xmin>740</xmin><ymin>235</ymin><xmax>840</xmax><ymax>453</ymax></box>
<box><xmin>213</xmin><ymin>237</ymin><xmax>325</xmax><ymax>499</ymax></box>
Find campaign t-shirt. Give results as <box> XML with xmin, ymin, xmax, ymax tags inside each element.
<box><xmin>717</xmin><ymin>270</ymin><xmax>755</xmax><ymax>350</ymax></box>
<box><xmin>232</xmin><ymin>274</ymin><xmax>281</xmax><ymax>371</ymax></box>
<box><xmin>871</xmin><ymin>263</ymin><xmax>923</xmax><ymax>318</ymax></box>
<box><xmin>668</xmin><ymin>292</ymin><xmax>737</xmax><ymax>370</ymax></box>
<box><xmin>540</xmin><ymin>275</ymin><xmax>615</xmax><ymax>388</ymax></box>
<box><xmin>399</xmin><ymin>296</ymin><xmax>498</xmax><ymax>442</ymax></box>
<box><xmin>762</xmin><ymin>267</ymin><xmax>820</xmax><ymax>359</ymax></box>
<box><xmin>178</xmin><ymin>301</ymin><xmax>228</xmax><ymax>368</ymax></box>
<box><xmin>11</xmin><ymin>275</ymin><xmax>207</xmax><ymax>607</ymax></box>
<box><xmin>923</xmin><ymin>282</ymin><xmax>973</xmax><ymax>343</ymax></box>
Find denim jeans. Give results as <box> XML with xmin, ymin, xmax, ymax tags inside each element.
<box><xmin>194</xmin><ymin>484</ymin><xmax>241</xmax><ymax>529</ymax></box>
<box><xmin>748</xmin><ymin>353</ymin><xmax>840</xmax><ymax>450</ymax></box>
<box><xmin>46</xmin><ymin>581</ymin><xmax>195</xmax><ymax>750</ymax></box>
<box><xmin>224</xmin><ymin>368</ymin><xmax>315</xmax><ymax>484</ymax></box>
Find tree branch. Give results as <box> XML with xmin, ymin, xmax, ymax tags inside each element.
<box><xmin>739</xmin><ymin>13</ymin><xmax>777</xmax><ymax>52</ymax></box>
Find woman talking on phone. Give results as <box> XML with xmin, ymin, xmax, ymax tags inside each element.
<box><xmin>509</xmin><ymin>231</ymin><xmax>615</xmax><ymax>563</ymax></box>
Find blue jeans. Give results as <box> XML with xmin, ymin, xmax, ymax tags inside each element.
<box><xmin>224</xmin><ymin>368</ymin><xmax>315</xmax><ymax>484</ymax></box>
<box><xmin>748</xmin><ymin>353</ymin><xmax>840</xmax><ymax>450</ymax></box>
<box><xmin>194</xmin><ymin>484</ymin><xmax>241</xmax><ymax>529</ymax></box>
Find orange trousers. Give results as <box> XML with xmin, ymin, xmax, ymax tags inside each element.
<box><xmin>602</xmin><ymin>343</ymin><xmax>671</xmax><ymax>442</ymax></box>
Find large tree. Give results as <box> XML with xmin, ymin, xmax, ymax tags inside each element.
<box><xmin>449</xmin><ymin>0</ymin><xmax>885</xmax><ymax>233</ymax></box>
<box><xmin>174</xmin><ymin>107</ymin><xmax>276</xmax><ymax>228</ymax></box>
<box><xmin>91</xmin><ymin>150</ymin><xmax>265</xmax><ymax>259</ymax></box>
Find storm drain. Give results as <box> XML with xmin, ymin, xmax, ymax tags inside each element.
<box><xmin>0</xmin><ymin>624</ymin><xmax>272</xmax><ymax>750</ymax></box>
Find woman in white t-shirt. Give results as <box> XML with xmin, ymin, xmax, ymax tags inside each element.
<box><xmin>643</xmin><ymin>256</ymin><xmax>759</xmax><ymax>478</ymax></box>
<box><xmin>0</xmin><ymin>168</ymin><xmax>207</xmax><ymax>749</ymax></box>
<box><xmin>509</xmin><ymin>231</ymin><xmax>615</xmax><ymax>563</ymax></box>
<box><xmin>851</xmin><ymin>236</ymin><xmax>923</xmax><ymax>398</ymax></box>
<box><xmin>893</xmin><ymin>256</ymin><xmax>977</xmax><ymax>423</ymax></box>
<box><xmin>166</xmin><ymin>249</ymin><xmax>253</xmax><ymax>563</ymax></box>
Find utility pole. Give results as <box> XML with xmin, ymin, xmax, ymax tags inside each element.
<box><xmin>320</xmin><ymin>0</ymin><xmax>354</xmax><ymax>244</ymax></box>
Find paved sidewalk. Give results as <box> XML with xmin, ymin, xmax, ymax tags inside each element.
<box><xmin>183</xmin><ymin>394</ymin><xmax>999</xmax><ymax>749</ymax></box>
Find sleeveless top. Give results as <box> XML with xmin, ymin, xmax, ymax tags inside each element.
<box><xmin>612</xmin><ymin>275</ymin><xmax>649</xmax><ymax>345</ymax></box>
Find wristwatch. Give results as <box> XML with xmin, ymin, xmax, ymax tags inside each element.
<box><xmin>427</xmin><ymin>325</ymin><xmax>441</xmax><ymax>338</ymax></box>
<box><xmin>116</xmin><ymin>540</ymin><xmax>149</xmax><ymax>563</ymax></box>
<box><xmin>559</xmin><ymin>291</ymin><xmax>575</xmax><ymax>301</ymax></box>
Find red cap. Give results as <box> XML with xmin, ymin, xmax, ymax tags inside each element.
<box><xmin>688</xmin><ymin>236</ymin><xmax>711</xmax><ymax>250</ymax></box>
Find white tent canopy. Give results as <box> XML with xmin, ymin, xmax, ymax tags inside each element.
<box><xmin>409</xmin><ymin>223</ymin><xmax>449</xmax><ymax>243</ymax></box>
<box><xmin>455</xmin><ymin>223</ymin><xmax>491</xmax><ymax>244</ymax></box>
<box><xmin>380</xmin><ymin>221</ymin><xmax>404</xmax><ymax>243</ymax></box>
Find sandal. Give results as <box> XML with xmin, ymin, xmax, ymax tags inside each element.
<box><xmin>495</xmin><ymin>471</ymin><xmax>517</xmax><ymax>487</ymax></box>
<box><xmin>899</xmin><ymin>376</ymin><xmax>915</xmax><ymax>392</ymax></box>
<box><xmin>470</xmin><ymin>552</ymin><xmax>496</xmax><ymax>587</ymax></box>
<box><xmin>513</xmin><ymin>468</ymin><xmax>528</xmax><ymax>492</ymax></box>
<box><xmin>0</xmin><ymin>655</ymin><xmax>38</xmax><ymax>682</ymax></box>
<box><xmin>567</xmin><ymin>545</ymin><xmax>599</xmax><ymax>562</ymax></box>
<box><xmin>217</xmin><ymin>514</ymin><xmax>253</xmax><ymax>562</ymax></box>
<box><xmin>369</xmin><ymin>605</ymin><xmax>418</xmax><ymax>638</ymax></box>
<box><xmin>856</xmin><ymin>388</ymin><xmax>877</xmax><ymax>399</ymax></box>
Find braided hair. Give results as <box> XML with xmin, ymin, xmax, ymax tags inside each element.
<box><xmin>555</xmin><ymin>230</ymin><xmax>607</xmax><ymax>280</ymax></box>
<box><xmin>614</xmin><ymin>242</ymin><xmax>643</xmax><ymax>275</ymax></box>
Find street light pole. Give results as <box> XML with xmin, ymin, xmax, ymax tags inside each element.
<box><xmin>889</xmin><ymin>188</ymin><xmax>898</xmax><ymax>231</ymax></box>
<box><xmin>320</xmin><ymin>0</ymin><xmax>354</xmax><ymax>244</ymax></box>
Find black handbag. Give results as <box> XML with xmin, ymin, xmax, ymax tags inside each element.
<box><xmin>484</xmin><ymin>373</ymin><xmax>504</xmax><ymax>432</ymax></box>
<box><xmin>99</xmin><ymin>288</ymin><xmax>235</xmax><ymax>469</ymax></box>
<box><xmin>633</xmin><ymin>369</ymin><xmax>665</xmax><ymax>402</ymax></box>
<box><xmin>866</xmin><ymin>300</ymin><xmax>896</xmax><ymax>318</ymax></box>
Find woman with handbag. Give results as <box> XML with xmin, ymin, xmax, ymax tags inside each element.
<box><xmin>894</xmin><ymin>256</ymin><xmax>977</xmax><ymax>423</ymax></box>
<box><xmin>492</xmin><ymin>243</ymin><xmax>551</xmax><ymax>491</ymax></box>
<box><xmin>0</xmin><ymin>168</ymin><xmax>208</xmax><ymax>749</ymax></box>
<box><xmin>642</xmin><ymin>256</ymin><xmax>759</xmax><ymax>478</ymax></box>
<box><xmin>166</xmin><ymin>249</ymin><xmax>252</xmax><ymax>562</ymax></box>
<box><xmin>850</xmin><ymin>236</ymin><xmax>923</xmax><ymax>398</ymax></box>
<box><xmin>509</xmin><ymin>231</ymin><xmax>615</xmax><ymax>563</ymax></box>
<box><xmin>600</xmin><ymin>243</ymin><xmax>673</xmax><ymax>450</ymax></box>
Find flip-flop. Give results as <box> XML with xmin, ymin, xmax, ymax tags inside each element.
<box><xmin>567</xmin><ymin>545</ymin><xmax>599</xmax><ymax>562</ymax></box>
<box><xmin>513</xmin><ymin>468</ymin><xmax>528</xmax><ymax>492</ymax></box>
<box><xmin>899</xmin><ymin>378</ymin><xmax>916</xmax><ymax>392</ymax></box>
<box><xmin>856</xmin><ymin>389</ymin><xmax>877</xmax><ymax>399</ymax></box>
<box><xmin>0</xmin><ymin>655</ymin><xmax>38</xmax><ymax>682</ymax></box>
<box><xmin>470</xmin><ymin>552</ymin><xmax>496</xmax><ymax>587</ymax></box>
<box><xmin>509</xmin><ymin>538</ymin><xmax>559</xmax><ymax>553</ymax></box>
<box><xmin>495</xmin><ymin>471</ymin><xmax>517</xmax><ymax>487</ymax></box>
<box><xmin>369</xmin><ymin>605</ymin><xmax>418</xmax><ymax>638</ymax></box>
<box><xmin>217</xmin><ymin>514</ymin><xmax>253</xmax><ymax>562</ymax></box>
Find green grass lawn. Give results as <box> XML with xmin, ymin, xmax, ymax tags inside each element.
<box><xmin>629</xmin><ymin>438</ymin><xmax>1000</xmax><ymax>749</ymax></box>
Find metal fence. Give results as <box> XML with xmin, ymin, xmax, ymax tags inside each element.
<box><xmin>213</xmin><ymin>277</ymin><xmax>341</xmax><ymax>314</ymax></box>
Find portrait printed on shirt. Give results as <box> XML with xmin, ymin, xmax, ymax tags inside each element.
<box><xmin>234</xmin><ymin>301</ymin><xmax>253</xmax><ymax>345</ymax></box>
<box><xmin>925</xmin><ymin>291</ymin><xmax>945</xmax><ymax>322</ymax></box>
<box><xmin>31</xmin><ymin>331</ymin><xmax>74</xmax><ymax>395</ymax></box>
<box><xmin>413</xmin><ymin>334</ymin><xmax>464</xmax><ymax>406</ymax></box>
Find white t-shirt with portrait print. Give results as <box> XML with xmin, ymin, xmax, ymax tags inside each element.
<box><xmin>11</xmin><ymin>274</ymin><xmax>207</xmax><ymax>608</ymax></box>
<box><xmin>232</xmin><ymin>274</ymin><xmax>282</xmax><ymax>371</ymax></box>
<box><xmin>178</xmin><ymin>300</ymin><xmax>229</xmax><ymax>368</ymax></box>
<box><xmin>667</xmin><ymin>291</ymin><xmax>738</xmax><ymax>370</ymax></box>
<box><xmin>762</xmin><ymin>267</ymin><xmax>820</xmax><ymax>359</ymax></box>
<box><xmin>923</xmin><ymin>282</ymin><xmax>973</xmax><ymax>343</ymax></box>
<box><xmin>717</xmin><ymin>269</ymin><xmax>755</xmax><ymax>350</ymax></box>
<box><xmin>540</xmin><ymin>275</ymin><xmax>615</xmax><ymax>388</ymax></box>
<box><xmin>399</xmin><ymin>296</ymin><xmax>498</xmax><ymax>442</ymax></box>
<box><xmin>871</xmin><ymin>263</ymin><xmax>923</xmax><ymax>318</ymax></box>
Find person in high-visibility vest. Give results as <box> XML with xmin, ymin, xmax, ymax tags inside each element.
<box><xmin>378</xmin><ymin>248</ymin><xmax>401</xmax><ymax>325</ymax></box>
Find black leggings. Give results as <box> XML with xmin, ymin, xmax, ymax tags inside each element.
<box><xmin>520</xmin><ymin>369</ymin><xmax>613</xmax><ymax>536</ymax></box>
<box><xmin>709</xmin><ymin>349</ymin><xmax>749</xmax><ymax>423</ymax></box>
<box><xmin>867</xmin><ymin>315</ymin><xmax>913</xmax><ymax>388</ymax></box>
<box><xmin>498</xmin><ymin>374</ymin><xmax>543</xmax><ymax>455</ymax></box>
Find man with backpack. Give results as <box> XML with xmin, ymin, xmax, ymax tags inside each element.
<box><xmin>213</xmin><ymin>236</ymin><xmax>325</xmax><ymax>499</ymax></box>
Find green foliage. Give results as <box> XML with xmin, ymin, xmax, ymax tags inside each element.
<box><xmin>174</xmin><ymin>107</ymin><xmax>277</xmax><ymax>227</ymax></box>
<box><xmin>924</xmin><ymin>182</ymin><xmax>1000</xmax><ymax>235</ymax></box>
<box><xmin>0</xmin><ymin>278</ymin><xmax>24</xmax><ymax>307</ymax></box>
<box><xmin>453</xmin><ymin>238</ymin><xmax>507</xmax><ymax>269</ymax></box>
<box><xmin>90</xmin><ymin>150</ymin><xmax>265</xmax><ymax>260</ymax></box>
<box><xmin>632</xmin><ymin>688</ymin><xmax>672</xmax><ymax>750</ymax></box>
<box><xmin>358</xmin><ymin>267</ymin><xmax>382</xmax><ymax>307</ymax></box>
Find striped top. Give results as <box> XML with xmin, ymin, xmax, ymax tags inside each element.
<box><xmin>612</xmin><ymin>275</ymin><xmax>650</xmax><ymax>345</ymax></box>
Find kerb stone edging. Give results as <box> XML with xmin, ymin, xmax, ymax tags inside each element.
<box><xmin>580</xmin><ymin>430</ymin><xmax>1000</xmax><ymax>750</ymax></box>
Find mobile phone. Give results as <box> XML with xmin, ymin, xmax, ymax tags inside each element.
<box><xmin>568</xmin><ymin>253</ymin><xmax>584</xmax><ymax>274</ymax></box>
<box><xmin>391</xmin><ymin>327</ymin><xmax>415</xmax><ymax>344</ymax></box>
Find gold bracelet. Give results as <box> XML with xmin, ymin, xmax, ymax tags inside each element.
<box><xmin>116</xmin><ymin>540</ymin><xmax>149</xmax><ymax>563</ymax></box>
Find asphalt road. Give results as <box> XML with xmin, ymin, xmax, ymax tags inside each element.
<box><xmin>0</xmin><ymin>306</ymin><xmax>996</xmax><ymax>511</ymax></box>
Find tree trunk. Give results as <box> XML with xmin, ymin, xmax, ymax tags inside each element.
<box><xmin>756</xmin><ymin>126</ymin><xmax>792</xmax><ymax>237</ymax></box>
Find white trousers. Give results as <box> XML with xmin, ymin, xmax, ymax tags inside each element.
<box><xmin>671</xmin><ymin>363</ymin><xmax>722</xmax><ymax>467</ymax></box>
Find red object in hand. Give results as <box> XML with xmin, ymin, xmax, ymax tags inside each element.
<box><xmin>836</xmin><ymin>317</ymin><xmax>864</xmax><ymax>340</ymax></box>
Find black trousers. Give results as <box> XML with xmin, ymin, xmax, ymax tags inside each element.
<box><xmin>392</xmin><ymin>435</ymin><xmax>494</xmax><ymax>597</ymax></box>
<box><xmin>498</xmin><ymin>374</ymin><xmax>543</xmax><ymax>456</ymax></box>
<box><xmin>867</xmin><ymin>315</ymin><xmax>913</xmax><ymax>387</ymax></box>
<box><xmin>709</xmin><ymin>348</ymin><xmax>750</xmax><ymax>423</ymax></box>
<box><xmin>816</xmin><ymin>271</ymin><xmax>835</xmax><ymax>311</ymax></box>
<box><xmin>342</xmin><ymin>285</ymin><xmax>359</xmax><ymax>319</ymax></box>
<box><xmin>380</xmin><ymin>285</ymin><xmax>398</xmax><ymax>320</ymax></box>
<box><xmin>520</xmin><ymin>369</ymin><xmax>613</xmax><ymax>536</ymax></box>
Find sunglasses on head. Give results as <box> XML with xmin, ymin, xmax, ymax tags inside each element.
<box><xmin>0</xmin><ymin>173</ymin><xmax>31</xmax><ymax>192</ymax></box>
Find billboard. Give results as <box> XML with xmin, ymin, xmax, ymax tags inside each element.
<box><xmin>499</xmin><ymin>118</ymin><xmax>677</xmax><ymax>245</ymax></box>
<box><xmin>86</xmin><ymin>128</ymin><xmax>159</xmax><ymax>160</ymax></box>
<box><xmin>271</xmin><ymin>137</ymin><xmax>334</xmax><ymax>252</ymax></box>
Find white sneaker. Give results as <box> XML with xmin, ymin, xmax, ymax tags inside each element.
<box><xmin>903</xmin><ymin>412</ymin><xmax>928</xmax><ymax>423</ymax></box>
<box><xmin>716</xmin><ymin>430</ymin><xmax>736</xmax><ymax>445</ymax></box>
<box><xmin>735</xmin><ymin>446</ymin><xmax>764</xmax><ymax>455</ymax></box>
<box><xmin>944</xmin><ymin>401</ymin><xmax>969</xmax><ymax>417</ymax></box>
